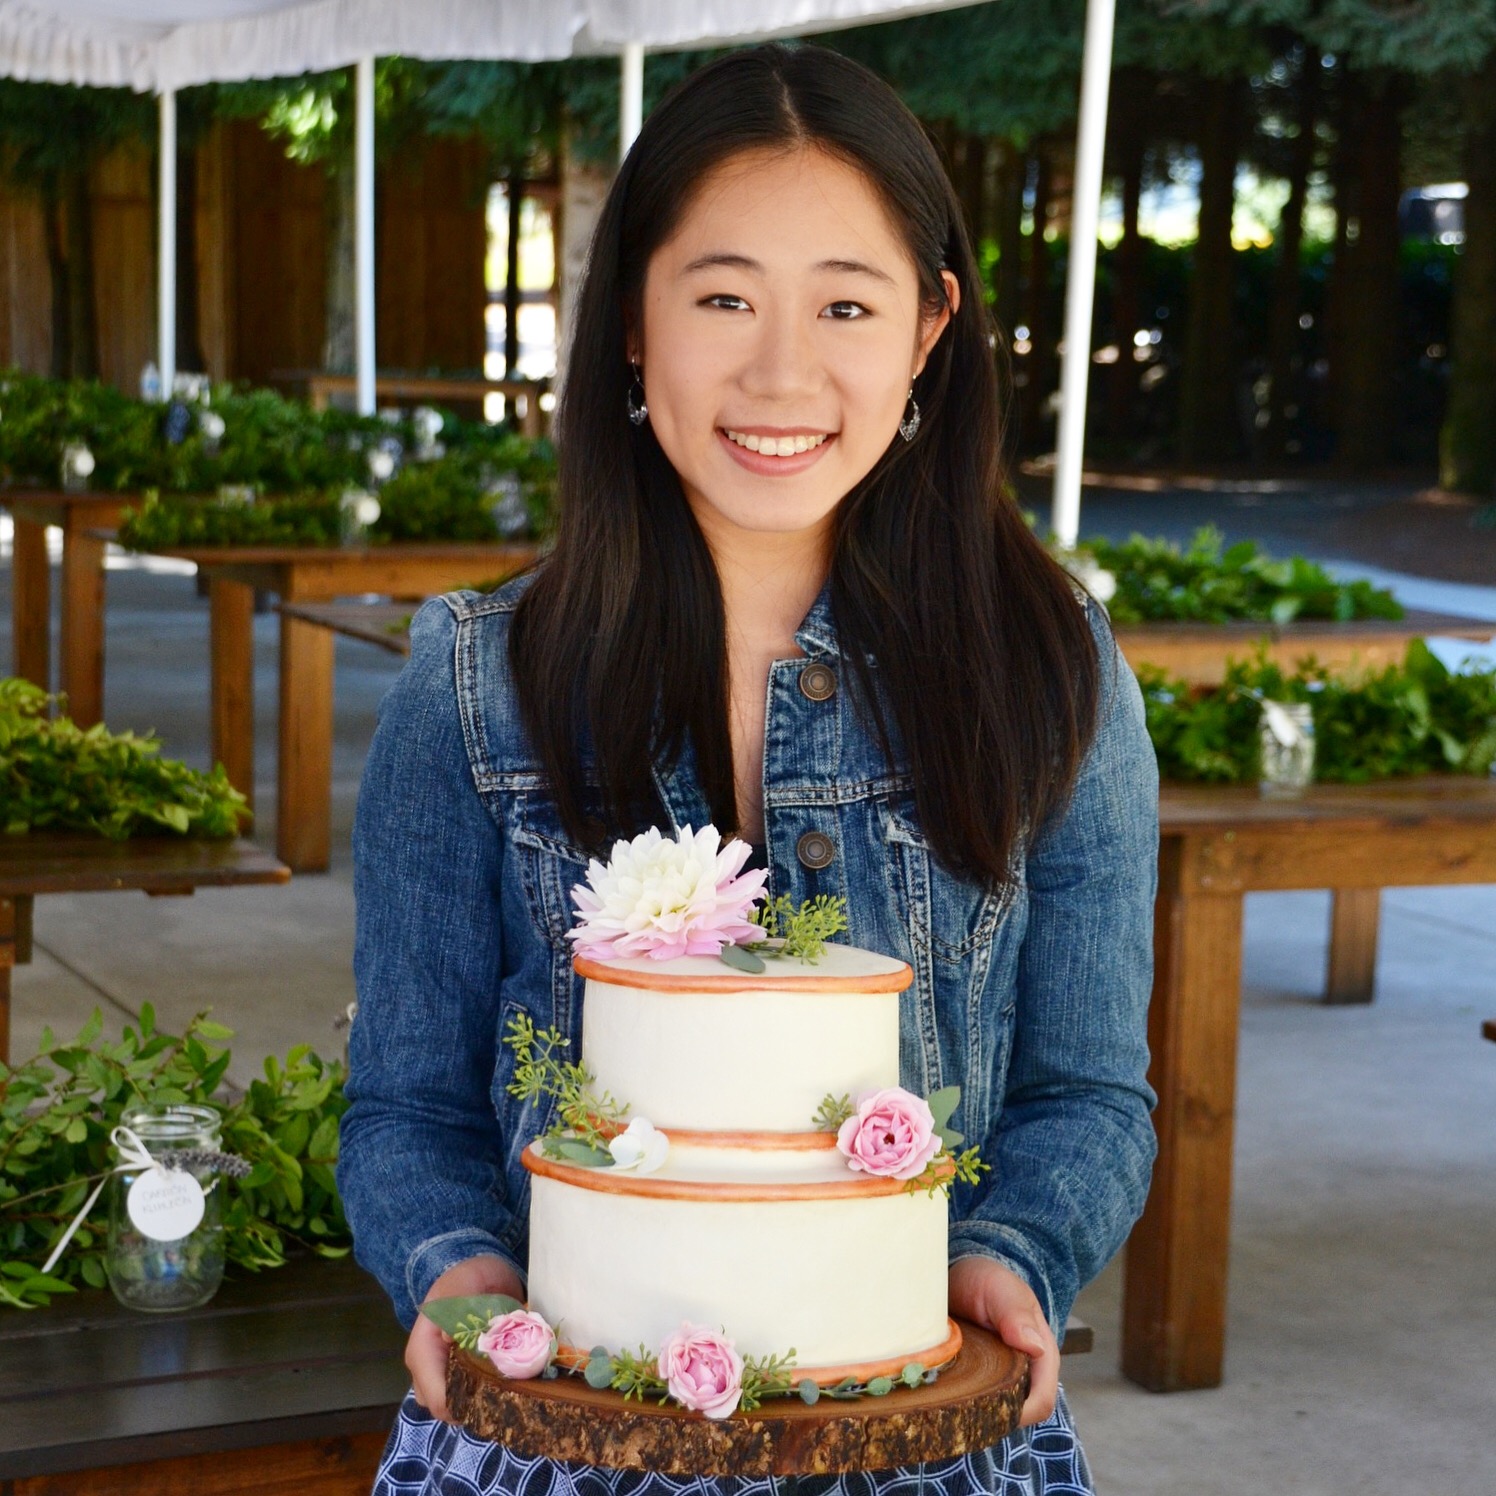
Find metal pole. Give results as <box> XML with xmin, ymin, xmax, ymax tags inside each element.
<box><xmin>620</xmin><ymin>42</ymin><xmax>644</xmax><ymax>162</ymax></box>
<box><xmin>1050</xmin><ymin>0</ymin><xmax>1117</xmax><ymax>548</ymax></box>
<box><xmin>355</xmin><ymin>55</ymin><xmax>376</xmax><ymax>416</ymax></box>
<box><xmin>157</xmin><ymin>88</ymin><xmax>176</xmax><ymax>400</ymax></box>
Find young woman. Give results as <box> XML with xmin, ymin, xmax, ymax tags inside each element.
<box><xmin>341</xmin><ymin>42</ymin><xmax>1158</xmax><ymax>1496</ymax></box>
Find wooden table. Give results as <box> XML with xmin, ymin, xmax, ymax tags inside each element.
<box><xmin>0</xmin><ymin>834</ymin><xmax>289</xmax><ymax>1064</ymax></box>
<box><xmin>1117</xmin><ymin>610</ymin><xmax>1496</xmax><ymax>1003</ymax></box>
<box><xmin>285</xmin><ymin>371</ymin><xmax>550</xmax><ymax>437</ymax></box>
<box><xmin>1113</xmin><ymin>610</ymin><xmax>1494</xmax><ymax>686</ymax></box>
<box><xmin>1125</xmin><ymin>778</ymin><xmax>1496</xmax><ymax>1393</ymax></box>
<box><xmin>0</xmin><ymin>1252</ymin><xmax>406</xmax><ymax>1493</ymax></box>
<box><xmin>279</xmin><ymin>601</ymin><xmax>413</xmax><ymax>658</ymax></box>
<box><xmin>1</xmin><ymin>490</ymin><xmax>142</xmax><ymax>727</ymax></box>
<box><xmin>106</xmin><ymin>541</ymin><xmax>537</xmax><ymax>874</ymax></box>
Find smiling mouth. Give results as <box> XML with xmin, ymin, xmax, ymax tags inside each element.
<box><xmin>722</xmin><ymin>428</ymin><xmax>832</xmax><ymax>456</ymax></box>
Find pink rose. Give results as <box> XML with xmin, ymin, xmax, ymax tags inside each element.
<box><xmin>476</xmin><ymin>1308</ymin><xmax>555</xmax><ymax>1379</ymax></box>
<box><xmin>657</xmin><ymin>1323</ymin><xmax>745</xmax><ymax>1419</ymax></box>
<box><xmin>836</xmin><ymin>1087</ymin><xmax>941</xmax><ymax>1181</ymax></box>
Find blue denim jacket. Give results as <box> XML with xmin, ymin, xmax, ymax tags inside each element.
<box><xmin>340</xmin><ymin>577</ymin><xmax>1159</xmax><ymax>1336</ymax></box>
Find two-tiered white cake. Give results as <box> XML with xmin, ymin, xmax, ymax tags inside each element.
<box><xmin>523</xmin><ymin>944</ymin><xmax>960</xmax><ymax>1382</ymax></box>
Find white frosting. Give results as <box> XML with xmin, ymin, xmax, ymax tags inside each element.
<box><xmin>533</xmin><ymin>942</ymin><xmax>948</xmax><ymax>1374</ymax></box>
<box><xmin>580</xmin><ymin>946</ymin><xmax>908</xmax><ymax>1132</ymax></box>
<box><xmin>527</xmin><ymin>1164</ymin><xmax>949</xmax><ymax>1369</ymax></box>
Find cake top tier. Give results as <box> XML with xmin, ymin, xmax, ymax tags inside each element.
<box><xmin>573</xmin><ymin>943</ymin><xmax>912</xmax><ymax>994</ymax></box>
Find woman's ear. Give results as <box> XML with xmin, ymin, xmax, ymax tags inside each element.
<box><xmin>913</xmin><ymin>270</ymin><xmax>961</xmax><ymax>377</ymax></box>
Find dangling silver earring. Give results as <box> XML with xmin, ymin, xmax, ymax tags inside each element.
<box><xmin>899</xmin><ymin>387</ymin><xmax>921</xmax><ymax>442</ymax></box>
<box><xmin>626</xmin><ymin>363</ymin><xmax>648</xmax><ymax>427</ymax></box>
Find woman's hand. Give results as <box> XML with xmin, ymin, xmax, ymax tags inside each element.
<box><xmin>408</xmin><ymin>1255</ymin><xmax>527</xmax><ymax>1421</ymax></box>
<box><xmin>948</xmin><ymin>1256</ymin><xmax>1059</xmax><ymax>1427</ymax></box>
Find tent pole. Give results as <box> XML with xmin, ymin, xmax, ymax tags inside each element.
<box><xmin>157</xmin><ymin>88</ymin><xmax>176</xmax><ymax>400</ymax></box>
<box><xmin>620</xmin><ymin>42</ymin><xmax>644</xmax><ymax>161</ymax></box>
<box><xmin>1050</xmin><ymin>0</ymin><xmax>1116</xmax><ymax>548</ymax></box>
<box><xmin>355</xmin><ymin>54</ymin><xmax>376</xmax><ymax>416</ymax></box>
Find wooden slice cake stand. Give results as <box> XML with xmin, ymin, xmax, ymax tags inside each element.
<box><xmin>447</xmin><ymin>1318</ymin><xmax>1028</xmax><ymax>1477</ymax></box>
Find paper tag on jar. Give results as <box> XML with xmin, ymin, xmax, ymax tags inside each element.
<box><xmin>127</xmin><ymin>1167</ymin><xmax>206</xmax><ymax>1241</ymax></box>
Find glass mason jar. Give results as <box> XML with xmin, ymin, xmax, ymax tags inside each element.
<box><xmin>105</xmin><ymin>1104</ymin><xmax>226</xmax><ymax>1312</ymax></box>
<box><xmin>1258</xmin><ymin>700</ymin><xmax>1316</xmax><ymax>797</ymax></box>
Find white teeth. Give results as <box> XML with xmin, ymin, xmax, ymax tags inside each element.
<box><xmin>724</xmin><ymin>429</ymin><xmax>828</xmax><ymax>456</ymax></box>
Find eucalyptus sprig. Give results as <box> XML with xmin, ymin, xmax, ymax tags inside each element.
<box><xmin>739</xmin><ymin>1349</ymin><xmax>799</xmax><ymax>1412</ymax></box>
<box><xmin>813</xmin><ymin>1093</ymin><xmax>855</xmax><ymax>1132</ymax></box>
<box><xmin>746</xmin><ymin>894</ymin><xmax>850</xmax><ymax>962</ymax></box>
<box><xmin>503</xmin><ymin>1013</ymin><xmax>628</xmax><ymax>1163</ymax></box>
<box><xmin>0</xmin><ymin>1006</ymin><xmax>350</xmax><ymax>1309</ymax></box>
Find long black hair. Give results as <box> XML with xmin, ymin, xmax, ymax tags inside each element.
<box><xmin>510</xmin><ymin>42</ymin><xmax>1100</xmax><ymax>884</ymax></box>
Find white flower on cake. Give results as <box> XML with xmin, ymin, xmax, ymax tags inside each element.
<box><xmin>567</xmin><ymin>824</ymin><xmax>767</xmax><ymax>962</ymax></box>
<box><xmin>607</xmin><ymin>1117</ymin><xmax>669</xmax><ymax>1173</ymax></box>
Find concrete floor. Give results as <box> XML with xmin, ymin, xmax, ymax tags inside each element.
<box><xmin>3</xmin><ymin>495</ymin><xmax>1494</xmax><ymax>1495</ymax></box>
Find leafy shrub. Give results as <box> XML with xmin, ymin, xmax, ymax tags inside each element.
<box><xmin>0</xmin><ymin>678</ymin><xmax>245</xmax><ymax>837</ymax></box>
<box><xmin>1141</xmin><ymin>640</ymin><xmax>1496</xmax><ymax>784</ymax></box>
<box><xmin>0</xmin><ymin>1007</ymin><xmax>350</xmax><ymax>1309</ymax></box>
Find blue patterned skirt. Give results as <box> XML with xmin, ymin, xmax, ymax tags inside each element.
<box><xmin>370</xmin><ymin>1388</ymin><xmax>1094</xmax><ymax>1496</ymax></box>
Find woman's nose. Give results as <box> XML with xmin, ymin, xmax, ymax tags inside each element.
<box><xmin>739</xmin><ymin>308</ymin><xmax>822</xmax><ymax>401</ymax></box>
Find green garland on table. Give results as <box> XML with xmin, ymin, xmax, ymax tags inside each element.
<box><xmin>1142</xmin><ymin>641</ymin><xmax>1496</xmax><ymax>784</ymax></box>
<box><xmin>0</xmin><ymin>1007</ymin><xmax>350</xmax><ymax>1309</ymax></box>
<box><xmin>1085</xmin><ymin>526</ymin><xmax>1404</xmax><ymax>625</ymax></box>
<box><xmin>0</xmin><ymin>679</ymin><xmax>246</xmax><ymax>838</ymax></box>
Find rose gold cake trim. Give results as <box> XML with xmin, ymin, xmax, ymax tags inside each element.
<box><xmin>573</xmin><ymin>954</ymin><xmax>913</xmax><ymax>994</ymax></box>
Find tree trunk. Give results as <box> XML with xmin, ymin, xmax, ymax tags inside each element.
<box><xmin>1440</xmin><ymin>52</ymin><xmax>1496</xmax><ymax>497</ymax></box>
<box><xmin>1322</xmin><ymin>73</ymin><xmax>1358</xmax><ymax>446</ymax></box>
<box><xmin>323</xmin><ymin>162</ymin><xmax>356</xmax><ymax>373</ymax></box>
<box><xmin>1335</xmin><ymin>75</ymin><xmax>1402</xmax><ymax>469</ymax></box>
<box><xmin>1178</xmin><ymin>79</ymin><xmax>1240</xmax><ymax>464</ymax></box>
<box><xmin>1108</xmin><ymin>128</ymin><xmax>1146</xmax><ymax>444</ymax></box>
<box><xmin>59</xmin><ymin>167</ymin><xmax>99</xmax><ymax>379</ymax></box>
<box><xmin>43</xmin><ymin>179</ymin><xmax>71</xmax><ymax>379</ymax></box>
<box><xmin>1019</xmin><ymin>142</ymin><xmax>1053</xmax><ymax>443</ymax></box>
<box><xmin>504</xmin><ymin>176</ymin><xmax>524</xmax><ymax>379</ymax></box>
<box><xmin>1265</xmin><ymin>48</ymin><xmax>1318</xmax><ymax>459</ymax></box>
<box><xmin>176</xmin><ymin>134</ymin><xmax>207</xmax><ymax>373</ymax></box>
<box><xmin>955</xmin><ymin>133</ymin><xmax>988</xmax><ymax>250</ymax></box>
<box><xmin>992</xmin><ymin>138</ymin><xmax>1025</xmax><ymax>340</ymax></box>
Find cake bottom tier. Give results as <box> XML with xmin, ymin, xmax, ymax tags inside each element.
<box><xmin>527</xmin><ymin>1171</ymin><xmax>951</xmax><ymax>1373</ymax></box>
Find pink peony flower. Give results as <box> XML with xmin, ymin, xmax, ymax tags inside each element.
<box><xmin>657</xmin><ymin>1323</ymin><xmax>745</xmax><ymax>1419</ymax></box>
<box><xmin>476</xmin><ymin>1308</ymin><xmax>555</xmax><ymax>1379</ymax></box>
<box><xmin>836</xmin><ymin>1087</ymin><xmax>942</xmax><ymax>1181</ymax></box>
<box><xmin>567</xmin><ymin>825</ymin><xmax>768</xmax><ymax>962</ymax></box>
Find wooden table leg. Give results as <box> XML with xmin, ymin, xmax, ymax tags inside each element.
<box><xmin>209</xmin><ymin>577</ymin><xmax>257</xmax><ymax>814</ymax></box>
<box><xmin>277</xmin><ymin>607</ymin><xmax>335</xmax><ymax>873</ymax></box>
<box><xmin>10</xmin><ymin>516</ymin><xmax>51</xmax><ymax>691</ymax></box>
<box><xmin>1326</xmin><ymin>888</ymin><xmax>1379</xmax><ymax>1004</ymax></box>
<box><xmin>1121</xmin><ymin>841</ymin><xmax>1244</xmax><ymax>1391</ymax></box>
<box><xmin>58</xmin><ymin>524</ymin><xmax>109</xmax><ymax>727</ymax></box>
<box><xmin>0</xmin><ymin>893</ymin><xmax>27</xmax><ymax>1066</ymax></box>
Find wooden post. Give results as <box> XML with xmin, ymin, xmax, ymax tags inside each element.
<box><xmin>1122</xmin><ymin>839</ymin><xmax>1244</xmax><ymax>1391</ymax></box>
<box><xmin>277</xmin><ymin>609</ymin><xmax>336</xmax><ymax>873</ymax></box>
<box><xmin>58</xmin><ymin>523</ymin><xmax>109</xmax><ymax>726</ymax></box>
<box><xmin>10</xmin><ymin>515</ymin><xmax>51</xmax><ymax>691</ymax></box>
<box><xmin>209</xmin><ymin>577</ymin><xmax>257</xmax><ymax>812</ymax></box>
<box><xmin>1326</xmin><ymin>888</ymin><xmax>1380</xmax><ymax>1003</ymax></box>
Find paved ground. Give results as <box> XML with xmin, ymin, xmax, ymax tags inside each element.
<box><xmin>3</xmin><ymin>474</ymin><xmax>1494</xmax><ymax>1495</ymax></box>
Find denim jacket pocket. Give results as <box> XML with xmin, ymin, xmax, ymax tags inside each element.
<box><xmin>878</xmin><ymin>797</ymin><xmax>1021</xmax><ymax>965</ymax></box>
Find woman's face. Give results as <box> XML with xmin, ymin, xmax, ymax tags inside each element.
<box><xmin>635</xmin><ymin>146</ymin><xmax>957</xmax><ymax>547</ymax></box>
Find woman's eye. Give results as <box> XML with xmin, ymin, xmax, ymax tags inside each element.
<box><xmin>702</xmin><ymin>294</ymin><xmax>750</xmax><ymax>312</ymax></box>
<box><xmin>823</xmin><ymin>301</ymin><xmax>870</xmax><ymax>320</ymax></box>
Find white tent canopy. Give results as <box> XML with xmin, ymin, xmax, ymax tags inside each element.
<box><xmin>0</xmin><ymin>0</ymin><xmax>1112</xmax><ymax>540</ymax></box>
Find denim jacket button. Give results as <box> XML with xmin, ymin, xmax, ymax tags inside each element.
<box><xmin>796</xmin><ymin>830</ymin><xmax>836</xmax><ymax>869</ymax></box>
<box><xmin>798</xmin><ymin>662</ymin><xmax>837</xmax><ymax>702</ymax></box>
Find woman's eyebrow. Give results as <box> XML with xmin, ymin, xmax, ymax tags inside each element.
<box><xmin>680</xmin><ymin>251</ymin><xmax>895</xmax><ymax>285</ymax></box>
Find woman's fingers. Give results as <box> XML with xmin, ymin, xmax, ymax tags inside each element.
<box><xmin>998</xmin><ymin>1311</ymin><xmax>1059</xmax><ymax>1426</ymax></box>
<box><xmin>406</xmin><ymin>1314</ymin><xmax>455</xmax><ymax>1421</ymax></box>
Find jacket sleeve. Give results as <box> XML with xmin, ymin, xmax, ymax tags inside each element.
<box><xmin>337</xmin><ymin>598</ymin><xmax>525</xmax><ymax>1328</ymax></box>
<box><xmin>945</xmin><ymin>607</ymin><xmax>1159</xmax><ymax>1331</ymax></box>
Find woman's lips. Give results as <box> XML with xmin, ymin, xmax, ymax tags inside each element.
<box><xmin>717</xmin><ymin>427</ymin><xmax>836</xmax><ymax>475</ymax></box>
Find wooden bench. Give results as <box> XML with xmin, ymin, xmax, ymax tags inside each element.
<box><xmin>0</xmin><ymin>1253</ymin><xmax>407</xmax><ymax>1494</ymax></box>
<box><xmin>0</xmin><ymin>834</ymin><xmax>289</xmax><ymax>1064</ymax></box>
